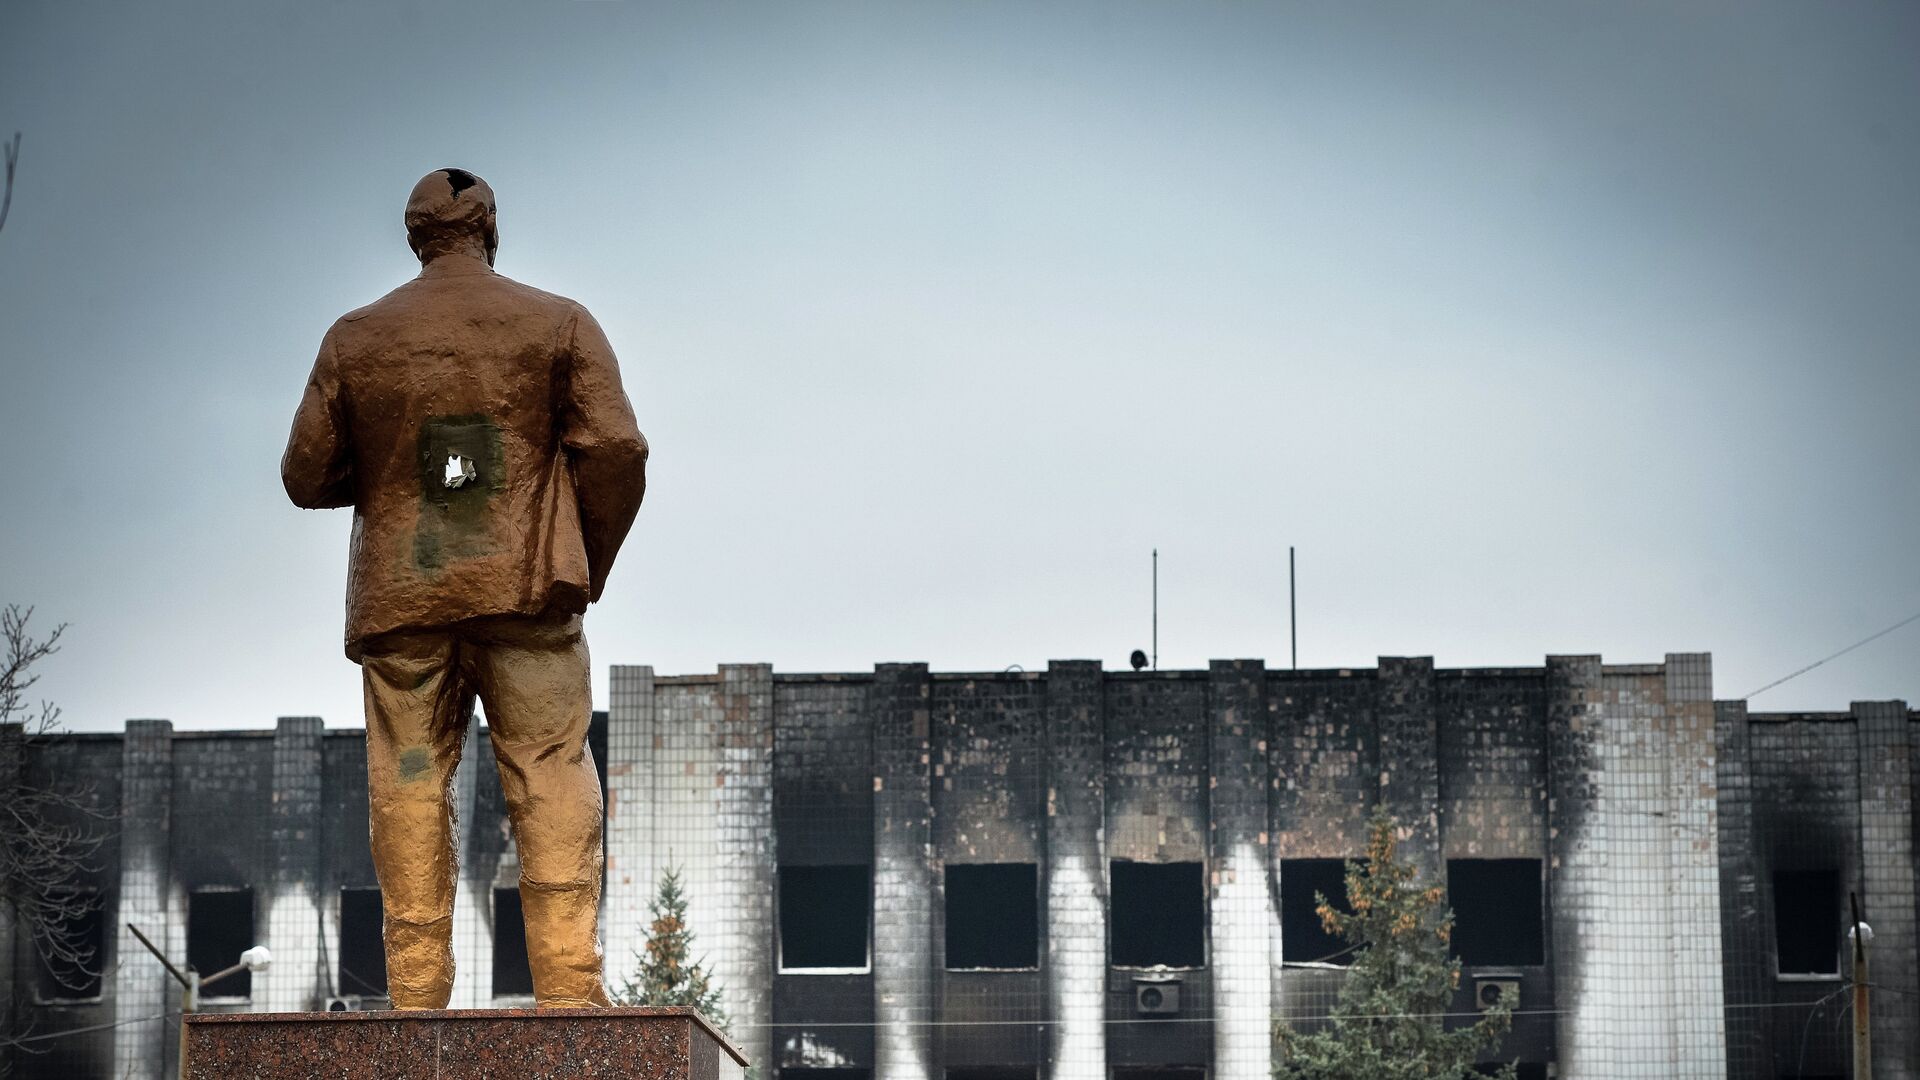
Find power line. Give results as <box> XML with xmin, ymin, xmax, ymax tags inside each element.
<box><xmin>7</xmin><ymin>997</ymin><xmax>1841</xmax><ymax>1046</ymax></box>
<box><xmin>1744</xmin><ymin>607</ymin><xmax>1920</xmax><ymax>701</ymax></box>
<box><xmin>726</xmin><ymin>998</ymin><xmax>1835</xmax><ymax>1030</ymax></box>
<box><xmin>8</xmin><ymin>1009</ymin><xmax>175</xmax><ymax>1045</ymax></box>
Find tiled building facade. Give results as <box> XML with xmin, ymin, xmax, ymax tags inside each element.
<box><xmin>2</xmin><ymin>654</ymin><xmax>1913</xmax><ymax>1079</ymax></box>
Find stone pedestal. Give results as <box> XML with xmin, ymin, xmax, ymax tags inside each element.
<box><xmin>182</xmin><ymin>1006</ymin><xmax>748</xmax><ymax>1080</ymax></box>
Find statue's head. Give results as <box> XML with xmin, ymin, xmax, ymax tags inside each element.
<box><xmin>405</xmin><ymin>168</ymin><xmax>498</xmax><ymax>266</ymax></box>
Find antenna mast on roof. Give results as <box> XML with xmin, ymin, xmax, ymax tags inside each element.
<box><xmin>1152</xmin><ymin>548</ymin><xmax>1158</xmax><ymax>671</ymax></box>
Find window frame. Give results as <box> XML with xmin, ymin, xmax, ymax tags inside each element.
<box><xmin>942</xmin><ymin>862</ymin><xmax>1042</xmax><ymax>972</ymax></box>
<box><xmin>1279</xmin><ymin>858</ymin><xmax>1354</xmax><ymax>969</ymax></box>
<box><xmin>336</xmin><ymin>885</ymin><xmax>389</xmax><ymax>999</ymax></box>
<box><xmin>1771</xmin><ymin>868</ymin><xmax>1844</xmax><ymax>981</ymax></box>
<box><xmin>777</xmin><ymin>863</ymin><xmax>874</xmax><ymax>975</ymax></box>
<box><xmin>187</xmin><ymin>886</ymin><xmax>258</xmax><ymax>1004</ymax></box>
<box><xmin>1107</xmin><ymin>859</ymin><xmax>1208</xmax><ymax>971</ymax></box>
<box><xmin>1444</xmin><ymin>858</ymin><xmax>1546</xmax><ymax>968</ymax></box>
<box><xmin>490</xmin><ymin>885</ymin><xmax>536</xmax><ymax>1001</ymax></box>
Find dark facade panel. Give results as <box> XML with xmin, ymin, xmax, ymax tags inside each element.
<box><xmin>170</xmin><ymin>736</ymin><xmax>273</xmax><ymax>890</ymax></box>
<box><xmin>775</xmin><ymin>681</ymin><xmax>873</xmax><ymax>868</ymax></box>
<box><xmin>1436</xmin><ymin>672</ymin><xmax>1548</xmax><ymax>861</ymax></box>
<box><xmin>1750</xmin><ymin>719</ymin><xmax>1857</xmax><ymax>1077</ymax></box>
<box><xmin>1269</xmin><ymin>673</ymin><xmax>1376</xmax><ymax>860</ymax></box>
<box><xmin>774</xmin><ymin>973</ymin><xmax>874</xmax><ymax>1069</ymax></box>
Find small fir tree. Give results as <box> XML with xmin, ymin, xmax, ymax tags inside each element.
<box><xmin>1275</xmin><ymin>808</ymin><xmax>1516</xmax><ymax>1080</ymax></box>
<box><xmin>614</xmin><ymin>864</ymin><xmax>730</xmax><ymax>1032</ymax></box>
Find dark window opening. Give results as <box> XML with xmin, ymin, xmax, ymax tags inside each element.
<box><xmin>338</xmin><ymin>887</ymin><xmax>388</xmax><ymax>996</ymax></box>
<box><xmin>783</xmin><ymin>1071</ymin><xmax>873</xmax><ymax>1080</ymax></box>
<box><xmin>1281</xmin><ymin>859</ymin><xmax>1351</xmax><ymax>965</ymax></box>
<box><xmin>35</xmin><ymin>891</ymin><xmax>105</xmax><ymax>1000</ymax></box>
<box><xmin>1774</xmin><ymin>869</ymin><xmax>1841</xmax><ymax>976</ymax></box>
<box><xmin>492</xmin><ymin>887</ymin><xmax>534</xmax><ymax>996</ymax></box>
<box><xmin>947</xmin><ymin>1069</ymin><xmax>1038</xmax><ymax>1080</ymax></box>
<box><xmin>1109</xmin><ymin>861</ymin><xmax>1205</xmax><ymax>968</ymax></box>
<box><xmin>945</xmin><ymin>863</ymin><xmax>1039</xmax><ymax>969</ymax></box>
<box><xmin>1447</xmin><ymin>859</ymin><xmax>1544</xmax><ymax>966</ymax></box>
<box><xmin>589</xmin><ymin>710</ymin><xmax>609</xmax><ymax>808</ymax></box>
<box><xmin>780</xmin><ymin>865</ymin><xmax>870</xmax><ymax>970</ymax></box>
<box><xmin>188</xmin><ymin>888</ymin><xmax>255</xmax><ymax>999</ymax></box>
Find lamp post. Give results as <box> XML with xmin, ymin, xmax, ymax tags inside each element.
<box><xmin>1849</xmin><ymin>893</ymin><xmax>1872</xmax><ymax>1080</ymax></box>
<box><xmin>127</xmin><ymin>923</ymin><xmax>271</xmax><ymax>1080</ymax></box>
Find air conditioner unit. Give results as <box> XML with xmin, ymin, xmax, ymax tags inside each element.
<box><xmin>1134</xmin><ymin>976</ymin><xmax>1181</xmax><ymax>1015</ymax></box>
<box><xmin>1473</xmin><ymin>977</ymin><xmax>1519</xmax><ymax>1013</ymax></box>
<box><xmin>325</xmin><ymin>995</ymin><xmax>363</xmax><ymax>1012</ymax></box>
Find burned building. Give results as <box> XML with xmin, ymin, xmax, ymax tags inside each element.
<box><xmin>2</xmin><ymin>654</ymin><xmax>1914</xmax><ymax>1079</ymax></box>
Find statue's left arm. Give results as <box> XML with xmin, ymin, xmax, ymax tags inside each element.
<box><xmin>281</xmin><ymin>329</ymin><xmax>356</xmax><ymax>509</ymax></box>
<box><xmin>560</xmin><ymin>304</ymin><xmax>649</xmax><ymax>601</ymax></box>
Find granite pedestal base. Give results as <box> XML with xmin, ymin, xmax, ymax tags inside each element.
<box><xmin>181</xmin><ymin>1006</ymin><xmax>748</xmax><ymax>1080</ymax></box>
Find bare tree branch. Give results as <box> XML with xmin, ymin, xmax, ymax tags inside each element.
<box><xmin>0</xmin><ymin>132</ymin><xmax>18</xmax><ymax>235</ymax></box>
<box><xmin>2</xmin><ymin>605</ymin><xmax>115</xmax><ymax>1070</ymax></box>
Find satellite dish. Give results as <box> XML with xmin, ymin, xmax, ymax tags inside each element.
<box><xmin>1129</xmin><ymin>649</ymin><xmax>1148</xmax><ymax>671</ymax></box>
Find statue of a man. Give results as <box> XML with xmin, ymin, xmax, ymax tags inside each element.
<box><xmin>281</xmin><ymin>168</ymin><xmax>647</xmax><ymax>1009</ymax></box>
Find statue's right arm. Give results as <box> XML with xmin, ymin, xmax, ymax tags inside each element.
<box><xmin>559</xmin><ymin>304</ymin><xmax>648</xmax><ymax>601</ymax></box>
<box><xmin>281</xmin><ymin>331</ymin><xmax>356</xmax><ymax>509</ymax></box>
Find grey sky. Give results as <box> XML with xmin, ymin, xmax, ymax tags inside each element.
<box><xmin>2</xmin><ymin>1</ymin><xmax>1915</xmax><ymax>732</ymax></box>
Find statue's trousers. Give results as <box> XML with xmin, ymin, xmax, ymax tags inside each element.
<box><xmin>358</xmin><ymin>613</ymin><xmax>610</xmax><ymax>1009</ymax></box>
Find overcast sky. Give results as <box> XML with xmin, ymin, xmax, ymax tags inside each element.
<box><xmin>2</xmin><ymin>1</ymin><xmax>1916</xmax><ymax>732</ymax></box>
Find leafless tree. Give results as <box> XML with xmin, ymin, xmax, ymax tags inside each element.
<box><xmin>2</xmin><ymin>605</ymin><xmax>114</xmax><ymax>1070</ymax></box>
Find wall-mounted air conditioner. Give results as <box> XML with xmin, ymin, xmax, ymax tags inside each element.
<box><xmin>1133</xmin><ymin>975</ymin><xmax>1181</xmax><ymax>1015</ymax></box>
<box><xmin>1473</xmin><ymin>976</ymin><xmax>1519</xmax><ymax>1013</ymax></box>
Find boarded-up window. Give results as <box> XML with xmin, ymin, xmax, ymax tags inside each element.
<box><xmin>1109</xmin><ymin>861</ymin><xmax>1204</xmax><ymax>968</ymax></box>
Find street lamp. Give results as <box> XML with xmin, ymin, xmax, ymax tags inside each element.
<box><xmin>127</xmin><ymin>923</ymin><xmax>272</xmax><ymax>1080</ymax></box>
<box><xmin>1849</xmin><ymin>897</ymin><xmax>1872</xmax><ymax>1080</ymax></box>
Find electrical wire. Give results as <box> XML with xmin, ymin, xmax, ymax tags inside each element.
<box><xmin>1744</xmin><ymin>608</ymin><xmax>1920</xmax><ymax>700</ymax></box>
<box><xmin>4</xmin><ymin>995</ymin><xmax>1845</xmax><ymax>1046</ymax></box>
<box><xmin>8</xmin><ymin>1009</ymin><xmax>176</xmax><ymax>1045</ymax></box>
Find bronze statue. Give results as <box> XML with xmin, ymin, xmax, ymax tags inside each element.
<box><xmin>282</xmin><ymin>168</ymin><xmax>647</xmax><ymax>1009</ymax></box>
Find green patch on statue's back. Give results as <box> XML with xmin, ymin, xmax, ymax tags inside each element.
<box><xmin>412</xmin><ymin>413</ymin><xmax>506</xmax><ymax>572</ymax></box>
